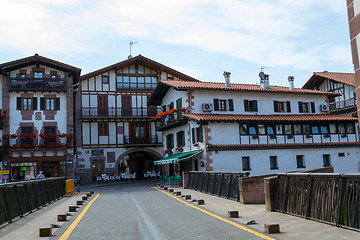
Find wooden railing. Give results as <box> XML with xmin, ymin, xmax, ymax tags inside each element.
<box><xmin>329</xmin><ymin>98</ymin><xmax>356</xmax><ymax>111</ymax></box>
<box><xmin>82</xmin><ymin>106</ymin><xmax>161</xmax><ymax>118</ymax></box>
<box><xmin>274</xmin><ymin>173</ymin><xmax>360</xmax><ymax>231</ymax></box>
<box><xmin>123</xmin><ymin>135</ymin><xmax>161</xmax><ymax>145</ymax></box>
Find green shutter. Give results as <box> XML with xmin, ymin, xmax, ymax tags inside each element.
<box><xmin>286</xmin><ymin>101</ymin><xmax>291</xmax><ymax>112</ymax></box>
<box><xmin>228</xmin><ymin>99</ymin><xmax>234</xmax><ymax>111</ymax></box>
<box><xmin>311</xmin><ymin>102</ymin><xmax>315</xmax><ymax>113</ymax></box>
<box><xmin>213</xmin><ymin>99</ymin><xmax>219</xmax><ymax>111</ymax></box>
<box><xmin>273</xmin><ymin>101</ymin><xmax>279</xmax><ymax>112</ymax></box>
<box><xmin>192</xmin><ymin>128</ymin><xmax>195</xmax><ymax>144</ymax></box>
<box><xmin>298</xmin><ymin>102</ymin><xmax>303</xmax><ymax>113</ymax></box>
<box><xmin>176</xmin><ymin>98</ymin><xmax>182</xmax><ymax>109</ymax></box>
<box><xmin>199</xmin><ymin>126</ymin><xmax>203</xmax><ymax>142</ymax></box>
<box><xmin>244</xmin><ymin>100</ymin><xmax>249</xmax><ymax>112</ymax></box>
<box><xmin>253</xmin><ymin>100</ymin><xmax>258</xmax><ymax>112</ymax></box>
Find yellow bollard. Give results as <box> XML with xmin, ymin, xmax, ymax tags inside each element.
<box><xmin>64</xmin><ymin>179</ymin><xmax>77</xmax><ymax>197</ymax></box>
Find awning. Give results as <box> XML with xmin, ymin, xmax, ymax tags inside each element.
<box><xmin>154</xmin><ymin>150</ymin><xmax>202</xmax><ymax>166</ymax></box>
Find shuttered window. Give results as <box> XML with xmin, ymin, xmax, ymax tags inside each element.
<box><xmin>98</xmin><ymin>122</ymin><xmax>109</xmax><ymax>136</ymax></box>
<box><xmin>286</xmin><ymin>101</ymin><xmax>291</xmax><ymax>112</ymax></box>
<box><xmin>176</xmin><ymin>131</ymin><xmax>185</xmax><ymax>147</ymax></box>
<box><xmin>228</xmin><ymin>99</ymin><xmax>234</xmax><ymax>111</ymax></box>
<box><xmin>213</xmin><ymin>99</ymin><xmax>219</xmax><ymax>111</ymax></box>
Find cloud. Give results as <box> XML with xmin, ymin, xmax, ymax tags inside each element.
<box><xmin>0</xmin><ymin>0</ymin><xmax>351</xmax><ymax>72</ymax></box>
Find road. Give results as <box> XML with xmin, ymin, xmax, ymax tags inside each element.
<box><xmin>53</xmin><ymin>183</ymin><xmax>266</xmax><ymax>240</ymax></box>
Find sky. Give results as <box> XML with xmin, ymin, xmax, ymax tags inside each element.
<box><xmin>0</xmin><ymin>0</ymin><xmax>354</xmax><ymax>88</ymax></box>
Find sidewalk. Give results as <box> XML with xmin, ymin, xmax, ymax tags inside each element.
<box><xmin>0</xmin><ymin>192</ymin><xmax>91</xmax><ymax>240</ymax></box>
<box><xmin>167</xmin><ymin>186</ymin><xmax>360</xmax><ymax>240</ymax></box>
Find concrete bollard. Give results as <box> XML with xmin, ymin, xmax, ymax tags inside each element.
<box><xmin>90</xmin><ymin>190</ymin><xmax>94</xmax><ymax>194</ymax></box>
<box><xmin>82</xmin><ymin>196</ymin><xmax>88</xmax><ymax>201</ymax></box>
<box><xmin>264</xmin><ymin>224</ymin><xmax>280</xmax><ymax>234</ymax></box>
<box><xmin>39</xmin><ymin>227</ymin><xmax>52</xmax><ymax>237</ymax></box>
<box><xmin>164</xmin><ymin>186</ymin><xmax>168</xmax><ymax>190</ymax></box>
<box><xmin>185</xmin><ymin>195</ymin><xmax>191</xmax><ymax>199</ymax></box>
<box><xmin>176</xmin><ymin>191</ymin><xmax>181</xmax><ymax>195</ymax></box>
<box><xmin>69</xmin><ymin>206</ymin><xmax>77</xmax><ymax>212</ymax></box>
<box><xmin>169</xmin><ymin>189</ymin><xmax>174</xmax><ymax>192</ymax></box>
<box><xmin>160</xmin><ymin>185</ymin><xmax>164</xmax><ymax>188</ymax></box>
<box><xmin>197</xmin><ymin>199</ymin><xmax>205</xmax><ymax>205</ymax></box>
<box><xmin>57</xmin><ymin>214</ymin><xmax>67</xmax><ymax>221</ymax></box>
<box><xmin>77</xmin><ymin>201</ymin><xmax>84</xmax><ymax>205</ymax></box>
<box><xmin>228</xmin><ymin>211</ymin><xmax>239</xmax><ymax>218</ymax></box>
<box><xmin>87</xmin><ymin>193</ymin><xmax>92</xmax><ymax>197</ymax></box>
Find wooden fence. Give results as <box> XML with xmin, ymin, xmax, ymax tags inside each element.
<box><xmin>0</xmin><ymin>177</ymin><xmax>66</xmax><ymax>226</ymax></box>
<box><xmin>186</xmin><ymin>171</ymin><xmax>250</xmax><ymax>201</ymax></box>
<box><xmin>274</xmin><ymin>173</ymin><xmax>360</xmax><ymax>231</ymax></box>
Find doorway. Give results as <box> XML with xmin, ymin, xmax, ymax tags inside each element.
<box><xmin>92</xmin><ymin>159</ymin><xmax>104</xmax><ymax>181</ymax></box>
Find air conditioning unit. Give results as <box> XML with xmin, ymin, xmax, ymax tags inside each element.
<box><xmin>202</xmin><ymin>103</ymin><xmax>213</xmax><ymax>112</ymax></box>
<box><xmin>320</xmin><ymin>104</ymin><xmax>329</xmax><ymax>112</ymax></box>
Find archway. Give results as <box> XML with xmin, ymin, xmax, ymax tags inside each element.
<box><xmin>116</xmin><ymin>148</ymin><xmax>162</xmax><ymax>180</ymax></box>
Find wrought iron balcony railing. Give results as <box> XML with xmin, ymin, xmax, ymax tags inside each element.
<box><xmin>9</xmin><ymin>77</ymin><xmax>67</xmax><ymax>91</ymax></box>
<box><xmin>81</xmin><ymin>106</ymin><xmax>161</xmax><ymax>118</ymax></box>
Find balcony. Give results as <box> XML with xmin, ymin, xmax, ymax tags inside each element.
<box><xmin>123</xmin><ymin>135</ymin><xmax>162</xmax><ymax>147</ymax></box>
<box><xmin>81</xmin><ymin>107</ymin><xmax>161</xmax><ymax>118</ymax></box>
<box><xmin>9</xmin><ymin>77</ymin><xmax>66</xmax><ymax>92</ymax></box>
<box><xmin>155</xmin><ymin>109</ymin><xmax>188</xmax><ymax>131</ymax></box>
<box><xmin>329</xmin><ymin>98</ymin><xmax>357</xmax><ymax>114</ymax></box>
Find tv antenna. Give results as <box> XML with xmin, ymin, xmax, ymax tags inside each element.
<box><xmin>259</xmin><ymin>66</ymin><xmax>271</xmax><ymax>80</ymax></box>
<box><xmin>128</xmin><ymin>41</ymin><xmax>138</xmax><ymax>59</ymax></box>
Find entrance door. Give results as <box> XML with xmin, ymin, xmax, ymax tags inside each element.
<box><xmin>129</xmin><ymin>122</ymin><xmax>149</xmax><ymax>144</ymax></box>
<box><xmin>92</xmin><ymin>159</ymin><xmax>104</xmax><ymax>181</ymax></box>
<box><xmin>42</xmin><ymin>162</ymin><xmax>59</xmax><ymax>178</ymax></box>
<box><xmin>98</xmin><ymin>95</ymin><xmax>108</xmax><ymax>117</ymax></box>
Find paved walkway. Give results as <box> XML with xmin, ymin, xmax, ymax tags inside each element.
<box><xmin>0</xmin><ymin>182</ymin><xmax>359</xmax><ymax>240</ymax></box>
<box><xmin>168</xmin><ymin>186</ymin><xmax>360</xmax><ymax>240</ymax></box>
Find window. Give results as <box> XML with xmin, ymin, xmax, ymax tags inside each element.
<box><xmin>294</xmin><ymin>125</ymin><xmax>301</xmax><ymax>134</ymax></box>
<box><xmin>248</xmin><ymin>125</ymin><xmax>257</xmax><ymax>135</ymax></box>
<box><xmin>242</xmin><ymin>157</ymin><xmax>251</xmax><ymax>171</ymax></box>
<box><xmin>102</xmin><ymin>75</ymin><xmax>109</xmax><ymax>84</ymax></box>
<box><xmin>329</xmin><ymin>124</ymin><xmax>337</xmax><ymax>134</ymax></box>
<box><xmin>311</xmin><ymin>125</ymin><xmax>320</xmax><ymax>134</ymax></box>
<box><xmin>135</xmin><ymin>124</ymin><xmax>145</xmax><ymax>138</ymax></box>
<box><xmin>338</xmin><ymin>152</ymin><xmax>345</xmax><ymax>157</ymax></box>
<box><xmin>266</xmin><ymin>125</ymin><xmax>275</xmax><ymax>135</ymax></box>
<box><xmin>284</xmin><ymin>125</ymin><xmax>292</xmax><ymax>135</ymax></box>
<box><xmin>303</xmin><ymin>124</ymin><xmax>311</xmax><ymax>134</ymax></box>
<box><xmin>51</xmin><ymin>74</ymin><xmax>56</xmax><ymax>79</ymax></box>
<box><xmin>98</xmin><ymin>122</ymin><xmax>109</xmax><ymax>136</ymax></box>
<box><xmin>23</xmin><ymin>98</ymin><xmax>32</xmax><ymax>110</ymax></box>
<box><xmin>20</xmin><ymin>74</ymin><xmax>26</xmax><ymax>78</ymax></box>
<box><xmin>192</xmin><ymin>126</ymin><xmax>203</xmax><ymax>143</ymax></box>
<box><xmin>240</xmin><ymin>124</ymin><xmax>248</xmax><ymax>134</ymax></box>
<box><xmin>296</xmin><ymin>155</ymin><xmax>305</xmax><ymax>168</ymax></box>
<box><xmin>44</xmin><ymin>126</ymin><xmax>56</xmax><ymax>145</ymax></box>
<box><xmin>270</xmin><ymin>156</ymin><xmax>278</xmax><ymax>170</ymax></box>
<box><xmin>298</xmin><ymin>101</ymin><xmax>315</xmax><ymax>113</ymax></box>
<box><xmin>275</xmin><ymin>125</ymin><xmax>283</xmax><ymax>134</ymax></box>
<box><xmin>244</xmin><ymin>100</ymin><xmax>258</xmax><ymax>112</ymax></box>
<box><xmin>166</xmin><ymin>134</ymin><xmax>174</xmax><ymax>149</ymax></box>
<box><xmin>34</xmin><ymin>72</ymin><xmax>43</xmax><ymax>78</ymax></box>
<box><xmin>258</xmin><ymin>124</ymin><xmax>266</xmax><ymax>135</ymax></box>
<box><xmin>274</xmin><ymin>101</ymin><xmax>291</xmax><ymax>112</ymax></box>
<box><xmin>219</xmin><ymin>100</ymin><xmax>227</xmax><ymax>111</ymax></box>
<box><xmin>338</xmin><ymin>124</ymin><xmax>346</xmax><ymax>133</ymax></box>
<box><xmin>45</xmin><ymin>98</ymin><xmax>55</xmax><ymax>111</ymax></box>
<box><xmin>346</xmin><ymin>124</ymin><xmax>355</xmax><ymax>133</ymax></box>
<box><xmin>213</xmin><ymin>99</ymin><xmax>233</xmax><ymax>111</ymax></box>
<box><xmin>176</xmin><ymin>131</ymin><xmax>185</xmax><ymax>147</ymax></box>
<box><xmin>116</xmin><ymin>65</ymin><xmax>157</xmax><ymax>90</ymax></box>
<box><xmin>320</xmin><ymin>125</ymin><xmax>328</xmax><ymax>134</ymax></box>
<box><xmin>323</xmin><ymin>154</ymin><xmax>331</xmax><ymax>167</ymax></box>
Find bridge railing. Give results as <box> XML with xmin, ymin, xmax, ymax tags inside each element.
<box><xmin>0</xmin><ymin>177</ymin><xmax>66</xmax><ymax>226</ymax></box>
<box><xmin>273</xmin><ymin>173</ymin><xmax>360</xmax><ymax>231</ymax></box>
<box><xmin>185</xmin><ymin>171</ymin><xmax>250</xmax><ymax>201</ymax></box>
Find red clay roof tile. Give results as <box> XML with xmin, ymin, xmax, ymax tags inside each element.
<box><xmin>162</xmin><ymin>80</ymin><xmax>339</xmax><ymax>96</ymax></box>
<box><xmin>183</xmin><ymin>113</ymin><xmax>358</xmax><ymax>122</ymax></box>
<box><xmin>207</xmin><ymin>142</ymin><xmax>360</xmax><ymax>149</ymax></box>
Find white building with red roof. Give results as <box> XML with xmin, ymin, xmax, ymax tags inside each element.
<box><xmin>149</xmin><ymin>73</ymin><xmax>360</xmax><ymax>176</ymax></box>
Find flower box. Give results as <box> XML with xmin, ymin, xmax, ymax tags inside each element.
<box><xmin>287</xmin><ymin>135</ymin><xmax>294</xmax><ymax>139</ymax></box>
<box><xmin>341</xmin><ymin>133</ymin><xmax>347</xmax><ymax>138</ymax></box>
<box><xmin>324</xmin><ymin>134</ymin><xmax>330</xmax><ymax>138</ymax></box>
<box><xmin>252</xmin><ymin>135</ymin><xmax>259</xmax><ymax>139</ymax></box>
<box><xmin>269</xmin><ymin>135</ymin><xmax>277</xmax><ymax>139</ymax></box>
<box><xmin>305</xmin><ymin>134</ymin><xmax>312</xmax><ymax>138</ymax></box>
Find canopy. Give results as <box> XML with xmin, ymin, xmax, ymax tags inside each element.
<box><xmin>154</xmin><ymin>150</ymin><xmax>202</xmax><ymax>166</ymax></box>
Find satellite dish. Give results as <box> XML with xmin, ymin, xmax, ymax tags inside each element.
<box><xmin>259</xmin><ymin>71</ymin><xmax>265</xmax><ymax>80</ymax></box>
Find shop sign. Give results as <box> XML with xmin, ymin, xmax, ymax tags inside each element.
<box><xmin>91</xmin><ymin>149</ymin><xmax>104</xmax><ymax>156</ymax></box>
<box><xmin>0</xmin><ymin>170</ymin><xmax>9</xmax><ymax>175</ymax></box>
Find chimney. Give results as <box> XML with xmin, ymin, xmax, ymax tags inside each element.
<box><xmin>288</xmin><ymin>76</ymin><xmax>295</xmax><ymax>90</ymax></box>
<box><xmin>223</xmin><ymin>71</ymin><xmax>231</xmax><ymax>87</ymax></box>
<box><xmin>259</xmin><ymin>71</ymin><xmax>270</xmax><ymax>89</ymax></box>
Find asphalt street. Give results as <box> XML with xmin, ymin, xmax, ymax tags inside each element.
<box><xmin>52</xmin><ymin>183</ymin><xmax>266</xmax><ymax>240</ymax></box>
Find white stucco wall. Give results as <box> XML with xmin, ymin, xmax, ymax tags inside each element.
<box><xmin>211</xmin><ymin>147</ymin><xmax>360</xmax><ymax>175</ymax></box>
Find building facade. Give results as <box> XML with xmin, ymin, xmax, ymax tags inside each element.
<box><xmin>303</xmin><ymin>72</ymin><xmax>357</xmax><ymax>117</ymax></box>
<box><xmin>0</xmin><ymin>54</ymin><xmax>81</xmax><ymax>182</ymax></box>
<box><xmin>75</xmin><ymin>55</ymin><xmax>198</xmax><ymax>184</ymax></box>
<box><xmin>347</xmin><ymin>0</ymin><xmax>360</xmax><ymax>125</ymax></box>
<box><xmin>149</xmin><ymin>74</ymin><xmax>360</xmax><ymax>176</ymax></box>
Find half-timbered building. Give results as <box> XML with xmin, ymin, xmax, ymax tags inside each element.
<box><xmin>303</xmin><ymin>72</ymin><xmax>357</xmax><ymax>117</ymax></box>
<box><xmin>76</xmin><ymin>55</ymin><xmax>198</xmax><ymax>184</ymax></box>
<box><xmin>0</xmin><ymin>54</ymin><xmax>80</xmax><ymax>182</ymax></box>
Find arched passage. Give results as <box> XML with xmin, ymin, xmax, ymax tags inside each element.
<box><xmin>116</xmin><ymin>148</ymin><xmax>162</xmax><ymax>179</ymax></box>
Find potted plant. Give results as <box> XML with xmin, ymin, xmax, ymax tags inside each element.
<box><xmin>269</xmin><ymin>134</ymin><xmax>276</xmax><ymax>139</ymax></box>
<box><xmin>341</xmin><ymin>133</ymin><xmax>347</xmax><ymax>138</ymax></box>
<box><xmin>324</xmin><ymin>133</ymin><xmax>330</xmax><ymax>138</ymax></box>
<box><xmin>287</xmin><ymin>134</ymin><xmax>294</xmax><ymax>139</ymax></box>
<box><xmin>305</xmin><ymin>134</ymin><xmax>312</xmax><ymax>138</ymax></box>
<box><xmin>252</xmin><ymin>134</ymin><xmax>259</xmax><ymax>139</ymax></box>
